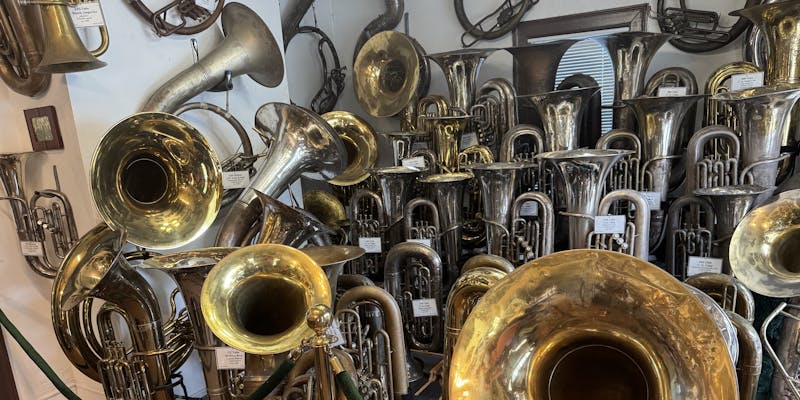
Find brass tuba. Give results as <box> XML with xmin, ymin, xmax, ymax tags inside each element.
<box><xmin>448</xmin><ymin>249</ymin><xmax>738</xmax><ymax>399</ymax></box>
<box><xmin>34</xmin><ymin>0</ymin><xmax>107</xmax><ymax>74</ymax></box>
<box><xmin>0</xmin><ymin>0</ymin><xmax>50</xmax><ymax>96</ymax></box>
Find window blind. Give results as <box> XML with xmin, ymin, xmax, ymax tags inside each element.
<box><xmin>555</xmin><ymin>39</ymin><xmax>615</xmax><ymax>133</ymax></box>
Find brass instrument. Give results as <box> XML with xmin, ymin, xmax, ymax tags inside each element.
<box><xmin>253</xmin><ymin>191</ymin><xmax>332</xmax><ymax>247</ymax></box>
<box><xmin>704</xmin><ymin>61</ymin><xmax>760</xmax><ymax>128</ymax></box>
<box><xmin>596</xmin><ymin>129</ymin><xmax>641</xmax><ymax>192</ymax></box>
<box><xmin>127</xmin><ymin>0</ymin><xmax>223</xmax><ymax>37</ymax></box>
<box><xmin>0</xmin><ymin>154</ymin><xmax>78</xmax><ymax>278</ymax></box>
<box><xmin>499</xmin><ymin>124</ymin><xmax>545</xmax><ymax>162</ymax></box>
<box><xmin>34</xmin><ymin>0</ymin><xmax>107</xmax><ymax>73</ymax></box>
<box><xmin>215</xmin><ymin>102</ymin><xmax>346</xmax><ymax>247</ymax></box>
<box><xmin>448</xmin><ymin>249</ymin><xmax>738</xmax><ymax>399</ymax></box>
<box><xmin>537</xmin><ymin>149</ymin><xmax>631</xmax><ymax>249</ymax></box>
<box><xmin>300</xmin><ymin>245</ymin><xmax>365</xmax><ymax>305</ymax></box>
<box><xmin>200</xmin><ymin>244</ymin><xmax>331</xmax><ymax>397</ymax></box>
<box><xmin>384</xmin><ymin>241</ymin><xmax>443</xmax><ymax>352</ymax></box>
<box><xmin>426</xmin><ymin>48</ymin><xmax>496</xmax><ymax>114</ymax></box>
<box><xmin>323</xmin><ymin>111</ymin><xmax>378</xmax><ymax>187</ymax></box>
<box><xmin>404</xmin><ymin>197</ymin><xmax>440</xmax><ymax>252</ymax></box>
<box><xmin>684</xmin><ymin>273</ymin><xmax>756</xmax><ymax>324</ymax></box>
<box><xmin>303</xmin><ymin>190</ymin><xmax>347</xmax><ymax>236</ymax></box>
<box><xmin>52</xmin><ymin>223</ymin><xmax>176</xmax><ymax>400</ymax></box>
<box><xmin>425</xmin><ymin>115</ymin><xmax>474</xmax><ymax>172</ymax></box>
<box><xmin>734</xmin><ymin>1</ymin><xmax>800</xmax><ymax>86</ymax></box>
<box><xmin>416</xmin><ymin>94</ymin><xmax>450</xmax><ymax>134</ymax></box>
<box><xmin>382</xmin><ymin>131</ymin><xmax>429</xmax><ymax>167</ymax></box>
<box><xmin>372</xmin><ymin>166</ymin><xmax>421</xmax><ymax>249</ymax></box>
<box><xmin>141</xmin><ymin>2</ymin><xmax>283</xmax><ymax>113</ymax></box>
<box><xmin>587</xmin><ymin>189</ymin><xmax>650</xmax><ymax>260</ymax></box>
<box><xmin>504</xmin><ymin>40</ymin><xmax>577</xmax><ymax>96</ymax></box>
<box><xmin>686</xmin><ymin>125</ymin><xmax>741</xmax><ymax>192</ymax></box>
<box><xmin>472</xmin><ymin>78</ymin><xmax>517</xmax><ymax>154</ymax></box>
<box><xmin>91</xmin><ymin>112</ymin><xmax>223</xmax><ymax>249</ymax></box>
<box><xmin>644</xmin><ymin>67</ymin><xmax>699</xmax><ymax>147</ymax></box>
<box><xmin>0</xmin><ymin>0</ymin><xmax>49</xmax><ymax>96</ymax></box>
<box><xmin>469</xmin><ymin>162</ymin><xmax>526</xmax><ymax>259</ymax></box>
<box><xmin>347</xmin><ymin>189</ymin><xmax>385</xmax><ymax>277</ymax></box>
<box><xmin>665</xmin><ymin>195</ymin><xmax>715</xmax><ymax>280</ymax></box>
<box><xmin>681</xmin><ymin>284</ymin><xmax>740</xmax><ymax>366</ymax></box>
<box><xmin>509</xmin><ymin>191</ymin><xmax>553</xmax><ymax>265</ymax></box>
<box><xmin>590</xmin><ymin>32</ymin><xmax>672</xmax><ymax>130</ymax></box>
<box><xmin>519</xmin><ymin>86</ymin><xmax>600</xmax><ymax>152</ymax></box>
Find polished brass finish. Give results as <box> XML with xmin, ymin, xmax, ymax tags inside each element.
<box><xmin>730</xmin><ymin>189</ymin><xmax>800</xmax><ymax>297</ymax></box>
<box><xmin>34</xmin><ymin>0</ymin><xmax>106</xmax><ymax>73</ymax></box>
<box><xmin>704</xmin><ymin>62</ymin><xmax>761</xmax><ymax>128</ymax></box>
<box><xmin>448</xmin><ymin>249</ymin><xmax>738</xmax><ymax>399</ymax></box>
<box><xmin>0</xmin><ymin>0</ymin><xmax>49</xmax><ymax>96</ymax></box>
<box><xmin>733</xmin><ymin>1</ymin><xmax>800</xmax><ymax>85</ymax></box>
<box><xmin>461</xmin><ymin>253</ymin><xmax>514</xmax><ymax>274</ymax></box>
<box><xmin>301</xmin><ymin>245</ymin><xmax>364</xmax><ymax>304</ymax></box>
<box><xmin>354</xmin><ymin>30</ymin><xmax>425</xmax><ymax>117</ymax></box>
<box><xmin>91</xmin><ymin>112</ymin><xmax>222</xmax><ymax>249</ymax></box>
<box><xmin>142</xmin><ymin>2</ymin><xmax>283</xmax><ymax>112</ymax></box>
<box><xmin>425</xmin><ymin>115</ymin><xmax>474</xmax><ymax>172</ymax></box>
<box><xmin>201</xmin><ymin>243</ymin><xmax>331</xmax><ymax>355</ymax></box>
<box><xmin>520</xmin><ymin>86</ymin><xmax>600</xmax><ymax>152</ymax></box>
<box><xmin>323</xmin><ymin>111</ymin><xmax>378</xmax><ymax>186</ymax></box>
<box><xmin>685</xmin><ymin>273</ymin><xmax>756</xmax><ymax>324</ymax></box>
<box><xmin>303</xmin><ymin>190</ymin><xmax>347</xmax><ymax>232</ymax></box>
<box><xmin>427</xmin><ymin>48</ymin><xmax>496</xmax><ymax>113</ymax></box>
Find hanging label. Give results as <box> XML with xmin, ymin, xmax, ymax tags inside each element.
<box><xmin>407</xmin><ymin>238</ymin><xmax>432</xmax><ymax>248</ymax></box>
<box><xmin>195</xmin><ymin>0</ymin><xmax>216</xmax><ymax>11</ymax></box>
<box><xmin>731</xmin><ymin>72</ymin><xmax>764</xmax><ymax>91</ymax></box>
<box><xmin>519</xmin><ymin>201</ymin><xmax>539</xmax><ymax>217</ymax></box>
<box><xmin>657</xmin><ymin>87</ymin><xmax>688</xmax><ymax>97</ymax></box>
<box><xmin>593</xmin><ymin>215</ymin><xmax>626</xmax><ymax>234</ymax></box>
<box><xmin>401</xmin><ymin>156</ymin><xmax>427</xmax><ymax>169</ymax></box>
<box><xmin>638</xmin><ymin>191</ymin><xmax>661</xmax><ymax>210</ymax></box>
<box><xmin>687</xmin><ymin>256</ymin><xmax>724</xmax><ymax>276</ymax></box>
<box><xmin>215</xmin><ymin>347</ymin><xmax>245</xmax><ymax>370</ymax></box>
<box><xmin>69</xmin><ymin>1</ymin><xmax>106</xmax><ymax>28</ymax></box>
<box><xmin>460</xmin><ymin>132</ymin><xmax>478</xmax><ymax>150</ymax></box>
<box><xmin>358</xmin><ymin>237</ymin><xmax>382</xmax><ymax>254</ymax></box>
<box><xmin>412</xmin><ymin>298</ymin><xmax>439</xmax><ymax>317</ymax></box>
<box><xmin>327</xmin><ymin>319</ymin><xmax>346</xmax><ymax>348</ymax></box>
<box><xmin>20</xmin><ymin>241</ymin><xmax>44</xmax><ymax>257</ymax></box>
<box><xmin>222</xmin><ymin>171</ymin><xmax>250</xmax><ymax>189</ymax></box>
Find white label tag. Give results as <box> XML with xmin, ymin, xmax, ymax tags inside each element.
<box><xmin>214</xmin><ymin>347</ymin><xmax>245</xmax><ymax>370</ymax></box>
<box><xmin>222</xmin><ymin>171</ymin><xmax>250</xmax><ymax>189</ymax></box>
<box><xmin>195</xmin><ymin>0</ymin><xmax>216</xmax><ymax>11</ymax></box>
<box><xmin>687</xmin><ymin>256</ymin><xmax>724</xmax><ymax>276</ymax></box>
<box><xmin>412</xmin><ymin>298</ymin><xmax>438</xmax><ymax>317</ymax></box>
<box><xmin>69</xmin><ymin>1</ymin><xmax>105</xmax><ymax>28</ymax></box>
<box><xmin>358</xmin><ymin>237</ymin><xmax>382</xmax><ymax>254</ymax></box>
<box><xmin>639</xmin><ymin>191</ymin><xmax>661</xmax><ymax>211</ymax></box>
<box><xmin>406</xmin><ymin>238</ymin><xmax>432</xmax><ymax>248</ymax></box>
<box><xmin>327</xmin><ymin>319</ymin><xmax>346</xmax><ymax>348</ymax></box>
<box><xmin>20</xmin><ymin>241</ymin><xmax>44</xmax><ymax>257</ymax></box>
<box><xmin>519</xmin><ymin>201</ymin><xmax>539</xmax><ymax>217</ymax></box>
<box><xmin>594</xmin><ymin>215</ymin><xmax>626</xmax><ymax>234</ymax></box>
<box><xmin>657</xmin><ymin>87</ymin><xmax>688</xmax><ymax>97</ymax></box>
<box><xmin>401</xmin><ymin>156</ymin><xmax>427</xmax><ymax>169</ymax></box>
<box><xmin>731</xmin><ymin>72</ymin><xmax>764</xmax><ymax>91</ymax></box>
<box><xmin>460</xmin><ymin>132</ymin><xmax>478</xmax><ymax>150</ymax></box>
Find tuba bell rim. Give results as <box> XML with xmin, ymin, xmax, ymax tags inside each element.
<box><xmin>220</xmin><ymin>2</ymin><xmax>284</xmax><ymax>88</ymax></box>
<box><xmin>322</xmin><ymin>111</ymin><xmax>378</xmax><ymax>186</ymax></box>
<box><xmin>712</xmin><ymin>85</ymin><xmax>800</xmax><ymax>102</ymax></box>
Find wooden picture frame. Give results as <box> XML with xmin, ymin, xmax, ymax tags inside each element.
<box><xmin>24</xmin><ymin>106</ymin><xmax>64</xmax><ymax>152</ymax></box>
<box><xmin>0</xmin><ymin>329</ymin><xmax>20</xmax><ymax>400</ymax></box>
<box><xmin>513</xmin><ymin>4</ymin><xmax>649</xmax><ymax>46</ymax></box>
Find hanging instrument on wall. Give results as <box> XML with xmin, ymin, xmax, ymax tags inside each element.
<box><xmin>141</xmin><ymin>2</ymin><xmax>283</xmax><ymax>113</ymax></box>
<box><xmin>455</xmin><ymin>0</ymin><xmax>536</xmax><ymax>47</ymax></box>
<box><xmin>0</xmin><ymin>154</ymin><xmax>78</xmax><ymax>278</ymax></box>
<box><xmin>0</xmin><ymin>0</ymin><xmax>50</xmax><ymax>96</ymax></box>
<box><xmin>448</xmin><ymin>249</ymin><xmax>738</xmax><ymax>399</ymax></box>
<box><xmin>127</xmin><ymin>0</ymin><xmax>224</xmax><ymax>37</ymax></box>
<box><xmin>34</xmin><ymin>0</ymin><xmax>108</xmax><ymax>74</ymax></box>
<box><xmin>295</xmin><ymin>25</ymin><xmax>346</xmax><ymax>114</ymax></box>
<box><xmin>655</xmin><ymin>0</ymin><xmax>756</xmax><ymax>53</ymax></box>
<box><xmin>352</xmin><ymin>0</ymin><xmax>404</xmax><ymax>64</ymax></box>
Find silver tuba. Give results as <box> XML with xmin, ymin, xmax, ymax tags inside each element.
<box><xmin>509</xmin><ymin>191</ymin><xmax>554</xmax><ymax>266</ymax></box>
<box><xmin>587</xmin><ymin>189</ymin><xmax>650</xmax><ymax>260</ymax></box>
<box><xmin>468</xmin><ymin>162</ymin><xmax>527</xmax><ymax>259</ymax></box>
<box><xmin>519</xmin><ymin>86</ymin><xmax>600</xmax><ymax>152</ymax></box>
<box><xmin>426</xmin><ymin>48</ymin><xmax>497</xmax><ymax>114</ymax></box>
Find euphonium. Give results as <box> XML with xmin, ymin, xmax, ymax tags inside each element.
<box><xmin>426</xmin><ymin>48</ymin><xmax>497</xmax><ymax>114</ymax></box>
<box><xmin>704</xmin><ymin>61</ymin><xmax>760</xmax><ymax>128</ymax></box>
<box><xmin>537</xmin><ymin>149</ymin><xmax>631</xmax><ymax>249</ymax></box>
<box><xmin>215</xmin><ymin>102</ymin><xmax>346</xmax><ymax>247</ymax></box>
<box><xmin>590</xmin><ymin>32</ymin><xmax>672</xmax><ymax>130</ymax></box>
<box><xmin>0</xmin><ymin>0</ymin><xmax>49</xmax><ymax>96</ymax></box>
<box><xmin>588</xmin><ymin>189</ymin><xmax>650</xmax><ymax>260</ymax></box>
<box><xmin>372</xmin><ymin>166</ymin><xmax>422</xmax><ymax>249</ymax></box>
<box><xmin>713</xmin><ymin>86</ymin><xmax>800</xmax><ymax>204</ymax></box>
<box><xmin>141</xmin><ymin>2</ymin><xmax>283</xmax><ymax>112</ymax></box>
<box><xmin>0</xmin><ymin>153</ymin><xmax>78</xmax><ymax>278</ymax></box>
<box><xmin>52</xmin><ymin>223</ymin><xmax>175</xmax><ymax>400</ymax></box>
<box><xmin>520</xmin><ymin>86</ymin><xmax>600</xmax><ymax>152</ymax></box>
<box><xmin>448</xmin><ymin>250</ymin><xmax>738</xmax><ymax>399</ymax></box>
<box><xmin>469</xmin><ymin>162</ymin><xmax>527</xmax><ymax>258</ymax></box>
<box><xmin>686</xmin><ymin>125</ymin><xmax>741</xmax><ymax>192</ymax></box>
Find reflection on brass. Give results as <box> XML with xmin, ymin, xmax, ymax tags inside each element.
<box><xmin>303</xmin><ymin>190</ymin><xmax>347</xmax><ymax>231</ymax></box>
<box><xmin>0</xmin><ymin>0</ymin><xmax>50</xmax><ymax>95</ymax></box>
<box><xmin>322</xmin><ymin>111</ymin><xmax>378</xmax><ymax>186</ymax></box>
<box><xmin>449</xmin><ymin>249</ymin><xmax>738</xmax><ymax>399</ymax></box>
<box><xmin>34</xmin><ymin>1</ymin><xmax>107</xmax><ymax>74</ymax></box>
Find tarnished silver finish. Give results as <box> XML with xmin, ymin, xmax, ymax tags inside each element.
<box><xmin>590</xmin><ymin>32</ymin><xmax>672</xmax><ymax>130</ymax></box>
<box><xmin>665</xmin><ymin>195</ymin><xmax>715</xmax><ymax>280</ymax></box>
<box><xmin>427</xmin><ymin>48</ymin><xmax>497</xmax><ymax>114</ymax></box>
<box><xmin>383</xmin><ymin>131</ymin><xmax>428</xmax><ymax>166</ymax></box>
<box><xmin>588</xmin><ymin>189</ymin><xmax>650</xmax><ymax>260</ymax></box>
<box><xmin>504</xmin><ymin>40</ymin><xmax>577</xmax><ymax>95</ymax></box>
<box><xmin>476</xmin><ymin>78</ymin><xmax>518</xmax><ymax>149</ymax></box>
<box><xmin>499</xmin><ymin>124</ymin><xmax>545</xmax><ymax>162</ymax></box>
<box><xmin>770</xmin><ymin>298</ymin><xmax>800</xmax><ymax>400</ymax></box>
<box><xmin>685</xmin><ymin>273</ymin><xmax>756</xmax><ymax>324</ymax></box>
<box><xmin>713</xmin><ymin>86</ymin><xmax>800</xmax><ymax>204</ymax></box>
<box><xmin>0</xmin><ymin>154</ymin><xmax>78</xmax><ymax>278</ymax></box>
<box><xmin>728</xmin><ymin>311</ymin><xmax>762</xmax><ymax>400</ymax></box>
<box><xmin>644</xmin><ymin>67</ymin><xmax>699</xmax><ymax>148</ymax></box>
<box><xmin>384</xmin><ymin>242</ymin><xmax>443</xmax><ymax>352</ymax></box>
<box><xmin>694</xmin><ymin>185</ymin><xmax>769</xmax><ymax>273</ymax></box>
<box><xmin>215</xmin><ymin>102</ymin><xmax>346</xmax><ymax>247</ymax></box>
<box><xmin>141</xmin><ymin>3</ymin><xmax>283</xmax><ymax>112</ymax></box>
<box><xmin>733</xmin><ymin>1</ymin><xmax>800</xmax><ymax>85</ymax></box>
<box><xmin>537</xmin><ymin>149</ymin><xmax>631</xmax><ymax>249</ymax></box>
<box><xmin>404</xmin><ymin>197</ymin><xmax>441</xmax><ymax>252</ymax></box>
<box><xmin>509</xmin><ymin>191</ymin><xmax>554</xmax><ymax>265</ymax></box>
<box><xmin>623</xmin><ymin>94</ymin><xmax>704</xmax><ymax>201</ymax></box>
<box><xmin>253</xmin><ymin>191</ymin><xmax>332</xmax><ymax>247</ymax></box>
<box><xmin>372</xmin><ymin>166</ymin><xmax>421</xmax><ymax>248</ymax></box>
<box><xmin>519</xmin><ymin>87</ymin><xmax>600</xmax><ymax>152</ymax></box>
<box><xmin>347</xmin><ymin>189</ymin><xmax>385</xmax><ymax>277</ymax></box>
<box><xmin>686</xmin><ymin>125</ymin><xmax>741</xmax><ymax>192</ymax></box>
<box><xmin>469</xmin><ymin>162</ymin><xmax>527</xmax><ymax>258</ymax></box>
<box><xmin>281</xmin><ymin>0</ymin><xmax>314</xmax><ymax>47</ymax></box>
<box><xmin>596</xmin><ymin>129</ymin><xmax>641</xmax><ymax>192</ymax></box>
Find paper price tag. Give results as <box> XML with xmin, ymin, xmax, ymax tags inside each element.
<box><xmin>412</xmin><ymin>298</ymin><xmax>438</xmax><ymax>317</ymax></box>
<box><xmin>195</xmin><ymin>0</ymin><xmax>216</xmax><ymax>11</ymax></box>
<box><xmin>222</xmin><ymin>171</ymin><xmax>250</xmax><ymax>189</ymax></box>
<box><xmin>358</xmin><ymin>237</ymin><xmax>382</xmax><ymax>254</ymax></box>
<box><xmin>594</xmin><ymin>215</ymin><xmax>626</xmax><ymax>234</ymax></box>
<box><xmin>731</xmin><ymin>72</ymin><xmax>764</xmax><ymax>91</ymax></box>
<box><xmin>407</xmin><ymin>238</ymin><xmax>432</xmax><ymax>248</ymax></box>
<box><xmin>327</xmin><ymin>319</ymin><xmax>346</xmax><ymax>348</ymax></box>
<box><xmin>657</xmin><ymin>87</ymin><xmax>688</xmax><ymax>97</ymax></box>
<box><xmin>401</xmin><ymin>156</ymin><xmax>427</xmax><ymax>169</ymax></box>
<box><xmin>20</xmin><ymin>241</ymin><xmax>44</xmax><ymax>257</ymax></box>
<box><xmin>215</xmin><ymin>347</ymin><xmax>245</xmax><ymax>370</ymax></box>
<box><xmin>638</xmin><ymin>191</ymin><xmax>661</xmax><ymax>211</ymax></box>
<box><xmin>687</xmin><ymin>257</ymin><xmax>723</xmax><ymax>276</ymax></box>
<box><xmin>519</xmin><ymin>201</ymin><xmax>539</xmax><ymax>216</ymax></box>
<box><xmin>69</xmin><ymin>1</ymin><xmax>105</xmax><ymax>28</ymax></box>
<box><xmin>460</xmin><ymin>132</ymin><xmax>478</xmax><ymax>150</ymax></box>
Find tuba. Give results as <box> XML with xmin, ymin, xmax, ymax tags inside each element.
<box><xmin>252</xmin><ymin>191</ymin><xmax>332</xmax><ymax>247</ymax></box>
<box><xmin>323</xmin><ymin>111</ymin><xmax>378</xmax><ymax>188</ymax></box>
<box><xmin>426</xmin><ymin>48</ymin><xmax>497</xmax><ymax>114</ymax></box>
<box><xmin>469</xmin><ymin>162</ymin><xmax>527</xmax><ymax>259</ymax></box>
<box><xmin>587</xmin><ymin>189</ymin><xmax>650</xmax><ymax>260</ymax></box>
<box><xmin>448</xmin><ymin>249</ymin><xmax>738</xmax><ymax>399</ymax></box>
<box><xmin>704</xmin><ymin>61</ymin><xmax>761</xmax><ymax>128</ymax></box>
<box><xmin>519</xmin><ymin>86</ymin><xmax>600</xmax><ymax>152</ymax></box>
<box><xmin>372</xmin><ymin>166</ymin><xmax>422</xmax><ymax>249</ymax></box>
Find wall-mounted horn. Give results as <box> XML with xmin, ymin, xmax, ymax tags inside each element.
<box><xmin>322</xmin><ymin>111</ymin><xmax>378</xmax><ymax>187</ymax></box>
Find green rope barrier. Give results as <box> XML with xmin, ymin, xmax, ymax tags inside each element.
<box><xmin>244</xmin><ymin>357</ymin><xmax>296</xmax><ymax>400</ymax></box>
<box><xmin>0</xmin><ymin>307</ymin><xmax>81</xmax><ymax>400</ymax></box>
<box><xmin>334</xmin><ymin>370</ymin><xmax>364</xmax><ymax>400</ymax></box>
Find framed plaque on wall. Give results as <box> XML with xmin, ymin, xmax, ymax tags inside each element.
<box><xmin>24</xmin><ymin>106</ymin><xmax>64</xmax><ymax>152</ymax></box>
